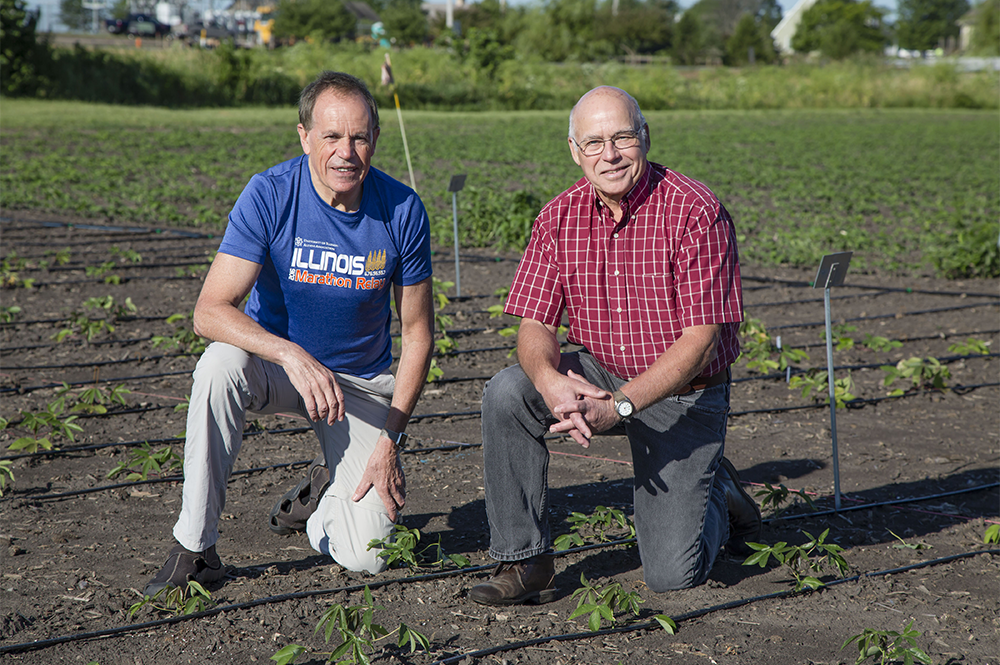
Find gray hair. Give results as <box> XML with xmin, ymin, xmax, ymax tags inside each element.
<box><xmin>568</xmin><ymin>87</ymin><xmax>648</xmax><ymax>148</ymax></box>
<box><xmin>298</xmin><ymin>71</ymin><xmax>380</xmax><ymax>133</ymax></box>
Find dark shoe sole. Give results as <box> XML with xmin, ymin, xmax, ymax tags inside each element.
<box><xmin>269</xmin><ymin>457</ymin><xmax>329</xmax><ymax>535</ymax></box>
<box><xmin>469</xmin><ymin>587</ymin><xmax>558</xmax><ymax>607</ymax></box>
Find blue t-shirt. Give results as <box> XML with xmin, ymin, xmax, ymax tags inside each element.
<box><xmin>218</xmin><ymin>155</ymin><xmax>432</xmax><ymax>379</ymax></box>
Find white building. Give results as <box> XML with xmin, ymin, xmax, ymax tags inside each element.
<box><xmin>770</xmin><ymin>0</ymin><xmax>820</xmax><ymax>54</ymax></box>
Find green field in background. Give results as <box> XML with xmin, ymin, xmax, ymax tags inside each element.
<box><xmin>1</xmin><ymin>100</ymin><xmax>996</xmax><ymax>278</ymax></box>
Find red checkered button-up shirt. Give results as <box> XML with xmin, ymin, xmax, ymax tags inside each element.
<box><xmin>505</xmin><ymin>162</ymin><xmax>743</xmax><ymax>381</ymax></box>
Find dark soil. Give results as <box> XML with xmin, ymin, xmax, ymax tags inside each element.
<box><xmin>1</xmin><ymin>210</ymin><xmax>998</xmax><ymax>665</ymax></box>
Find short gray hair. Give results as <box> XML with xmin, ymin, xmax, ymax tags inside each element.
<box><xmin>568</xmin><ymin>87</ymin><xmax>648</xmax><ymax>147</ymax></box>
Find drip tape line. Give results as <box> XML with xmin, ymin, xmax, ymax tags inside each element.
<box><xmin>0</xmin><ymin>370</ymin><xmax>193</xmax><ymax>395</ymax></box>
<box><xmin>2</xmin><ymin>352</ymin><xmax>197</xmax><ymax>371</ymax></box>
<box><xmin>746</xmin><ymin>289</ymin><xmax>898</xmax><ymax>309</ymax></box>
<box><xmin>1</xmin><ymin>315</ymin><xmax>170</xmax><ymax>328</ymax></box>
<box><xmin>0</xmin><ymin>538</ymin><xmax>994</xmax><ymax>658</ymax></box>
<box><xmin>0</xmin><ymin>217</ymin><xmax>219</xmax><ymax>239</ymax></box>
<box><xmin>23</xmin><ymin>261</ymin><xmax>213</xmax><ymax>274</ymax></box>
<box><xmin>430</xmin><ymin>549</ymin><xmax>1000</xmax><ymax>665</ymax></box>
<box><xmin>1</xmin><ymin>335</ymin><xmax>157</xmax><ymax>353</ymax></box>
<box><xmin>782</xmin><ymin>329</ymin><xmax>1000</xmax><ymax>352</ymax></box>
<box><xmin>22</xmin><ymin>275</ymin><xmax>204</xmax><ymax>288</ymax></box>
<box><xmin>769</xmin><ymin>300</ymin><xmax>998</xmax><ymax>331</ymax></box>
<box><xmin>741</xmin><ymin>274</ymin><xmax>1000</xmax><ymax>300</ymax></box>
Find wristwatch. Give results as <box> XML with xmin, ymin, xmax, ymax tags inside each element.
<box><xmin>380</xmin><ymin>427</ymin><xmax>409</xmax><ymax>449</ymax></box>
<box><xmin>612</xmin><ymin>390</ymin><xmax>635</xmax><ymax>423</ymax></box>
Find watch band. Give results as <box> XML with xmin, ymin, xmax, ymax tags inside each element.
<box><xmin>612</xmin><ymin>389</ymin><xmax>634</xmax><ymax>422</ymax></box>
<box><xmin>380</xmin><ymin>427</ymin><xmax>409</xmax><ymax>449</ymax></box>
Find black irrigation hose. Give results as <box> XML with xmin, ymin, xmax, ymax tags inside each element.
<box><xmin>0</xmin><ymin>369</ymin><xmax>193</xmax><ymax>395</ymax></box>
<box><xmin>769</xmin><ymin>300</ymin><xmax>998</xmax><ymax>331</ymax></box>
<box><xmin>0</xmin><ymin>217</ymin><xmax>220</xmax><ymax>239</ymax></box>
<box><xmin>746</xmin><ymin>289</ymin><xmax>897</xmax><ymax>310</ymax></box>
<box><xmin>0</xmin><ymin>335</ymin><xmax>158</xmax><ymax>353</ymax></box>
<box><xmin>741</xmin><ymin>274</ymin><xmax>1000</xmax><ymax>301</ymax></box>
<box><xmin>430</xmin><ymin>548</ymin><xmax>1000</xmax><ymax>665</ymax></box>
<box><xmin>23</xmin><ymin>275</ymin><xmax>204</xmax><ymax>288</ymax></box>
<box><xmin>1</xmin><ymin>352</ymin><xmax>198</xmax><ymax>371</ymax></box>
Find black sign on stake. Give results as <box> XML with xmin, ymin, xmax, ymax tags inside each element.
<box><xmin>449</xmin><ymin>175</ymin><xmax>467</xmax><ymax>297</ymax></box>
<box><xmin>812</xmin><ymin>251</ymin><xmax>853</xmax><ymax>510</ymax></box>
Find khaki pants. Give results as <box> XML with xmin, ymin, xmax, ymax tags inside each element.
<box><xmin>172</xmin><ymin>342</ymin><xmax>396</xmax><ymax>573</ymax></box>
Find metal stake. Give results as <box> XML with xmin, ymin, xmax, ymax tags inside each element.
<box><xmin>447</xmin><ymin>174</ymin><xmax>467</xmax><ymax>298</ymax></box>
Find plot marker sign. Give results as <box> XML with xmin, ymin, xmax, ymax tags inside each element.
<box><xmin>448</xmin><ymin>174</ymin><xmax>467</xmax><ymax>297</ymax></box>
<box><xmin>813</xmin><ymin>251</ymin><xmax>853</xmax><ymax>511</ymax></box>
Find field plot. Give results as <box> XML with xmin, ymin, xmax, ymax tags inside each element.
<box><xmin>0</xmin><ymin>214</ymin><xmax>997</xmax><ymax>665</ymax></box>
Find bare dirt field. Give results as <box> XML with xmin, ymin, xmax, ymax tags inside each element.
<box><xmin>1</xmin><ymin>210</ymin><xmax>998</xmax><ymax>665</ymax></box>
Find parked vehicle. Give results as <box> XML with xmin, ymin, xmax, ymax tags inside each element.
<box><xmin>105</xmin><ymin>14</ymin><xmax>171</xmax><ymax>37</ymax></box>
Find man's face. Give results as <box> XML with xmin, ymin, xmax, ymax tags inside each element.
<box><xmin>568</xmin><ymin>91</ymin><xmax>648</xmax><ymax>208</ymax></box>
<box><xmin>297</xmin><ymin>90</ymin><xmax>379</xmax><ymax>212</ymax></box>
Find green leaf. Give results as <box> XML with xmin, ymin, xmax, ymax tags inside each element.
<box><xmin>654</xmin><ymin>614</ymin><xmax>677</xmax><ymax>634</ymax></box>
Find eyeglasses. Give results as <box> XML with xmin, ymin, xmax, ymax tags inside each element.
<box><xmin>572</xmin><ymin>131</ymin><xmax>642</xmax><ymax>157</ymax></box>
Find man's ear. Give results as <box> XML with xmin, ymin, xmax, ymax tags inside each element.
<box><xmin>643</xmin><ymin>122</ymin><xmax>651</xmax><ymax>151</ymax></box>
<box><xmin>370</xmin><ymin>126</ymin><xmax>381</xmax><ymax>155</ymax></box>
<box><xmin>568</xmin><ymin>137</ymin><xmax>582</xmax><ymax>167</ymax></box>
<box><xmin>297</xmin><ymin>124</ymin><xmax>310</xmax><ymax>155</ymax></box>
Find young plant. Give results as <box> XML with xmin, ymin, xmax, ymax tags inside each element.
<box><xmin>106</xmin><ymin>443</ymin><xmax>183</xmax><ymax>481</ymax></box>
<box><xmin>110</xmin><ymin>245</ymin><xmax>142</xmax><ymax>264</ymax></box>
<box><xmin>738</xmin><ymin>317</ymin><xmax>808</xmax><ymax>373</ymax></box>
<box><xmin>821</xmin><ymin>323</ymin><xmax>857</xmax><ymax>351</ymax></box>
<box><xmin>83</xmin><ymin>295</ymin><xmax>137</xmax><ymax>320</ymax></box>
<box><xmin>947</xmin><ymin>337</ymin><xmax>991</xmax><ymax>356</ymax></box>
<box><xmin>425</xmin><ymin>358</ymin><xmax>444</xmax><ymax>382</ymax></box>
<box><xmin>174</xmin><ymin>395</ymin><xmax>191</xmax><ymax>412</ymax></box>
<box><xmin>128</xmin><ymin>580</ymin><xmax>213</xmax><ymax>619</ymax></box>
<box><xmin>0</xmin><ymin>305</ymin><xmax>21</xmax><ymax>322</ymax></box>
<box><xmin>983</xmin><ymin>523</ymin><xmax>999</xmax><ymax>544</ymax></box>
<box><xmin>569</xmin><ymin>573</ymin><xmax>646</xmax><ymax>631</ymax></box>
<box><xmin>554</xmin><ymin>505</ymin><xmax>636</xmax><ymax>551</ymax></box>
<box><xmin>888</xmin><ymin>530</ymin><xmax>931</xmax><ymax>551</ymax></box>
<box><xmin>841</xmin><ymin>620</ymin><xmax>932</xmax><ymax>665</ymax></box>
<box><xmin>789</xmin><ymin>370</ymin><xmax>856</xmax><ymax>408</ymax></box>
<box><xmin>881</xmin><ymin>357</ymin><xmax>951</xmax><ymax>395</ymax></box>
<box><xmin>6</xmin><ymin>396</ymin><xmax>82</xmax><ymax>452</ymax></box>
<box><xmin>85</xmin><ymin>260</ymin><xmax>121</xmax><ymax>284</ymax></box>
<box><xmin>753</xmin><ymin>482</ymin><xmax>816</xmax><ymax>515</ymax></box>
<box><xmin>1</xmin><ymin>251</ymin><xmax>35</xmax><ymax>288</ymax></box>
<box><xmin>863</xmin><ymin>334</ymin><xmax>903</xmax><ymax>352</ymax></box>
<box><xmin>743</xmin><ymin>528</ymin><xmax>849</xmax><ymax>592</ymax></box>
<box><xmin>272</xmin><ymin>586</ymin><xmax>429</xmax><ymax>665</ymax></box>
<box><xmin>151</xmin><ymin>311</ymin><xmax>207</xmax><ymax>354</ymax></box>
<box><xmin>428</xmin><ymin>277</ymin><xmax>457</xmax><ymax>378</ymax></box>
<box><xmin>0</xmin><ymin>460</ymin><xmax>14</xmax><ymax>496</ymax></box>
<box><xmin>52</xmin><ymin>312</ymin><xmax>116</xmax><ymax>343</ymax></box>
<box><xmin>366</xmin><ymin>525</ymin><xmax>468</xmax><ymax>570</ymax></box>
<box><xmin>67</xmin><ymin>382</ymin><xmax>131</xmax><ymax>414</ymax></box>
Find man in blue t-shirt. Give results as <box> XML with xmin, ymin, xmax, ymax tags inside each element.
<box><xmin>144</xmin><ymin>72</ymin><xmax>434</xmax><ymax>595</ymax></box>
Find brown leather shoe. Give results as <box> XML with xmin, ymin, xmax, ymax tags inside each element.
<box><xmin>469</xmin><ymin>554</ymin><xmax>557</xmax><ymax>606</ymax></box>
<box><xmin>716</xmin><ymin>457</ymin><xmax>762</xmax><ymax>556</ymax></box>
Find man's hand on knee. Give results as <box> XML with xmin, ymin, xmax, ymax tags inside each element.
<box><xmin>280</xmin><ymin>345</ymin><xmax>345</xmax><ymax>425</ymax></box>
<box><xmin>352</xmin><ymin>438</ymin><xmax>405</xmax><ymax>521</ymax></box>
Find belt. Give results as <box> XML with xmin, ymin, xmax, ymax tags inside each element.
<box><xmin>679</xmin><ymin>368</ymin><xmax>730</xmax><ymax>395</ymax></box>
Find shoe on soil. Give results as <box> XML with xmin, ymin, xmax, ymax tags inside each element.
<box><xmin>716</xmin><ymin>456</ymin><xmax>762</xmax><ymax>556</ymax></box>
<box><xmin>269</xmin><ymin>454</ymin><xmax>330</xmax><ymax>535</ymax></box>
<box><xmin>468</xmin><ymin>554</ymin><xmax>557</xmax><ymax>606</ymax></box>
<box><xmin>143</xmin><ymin>543</ymin><xmax>225</xmax><ymax>597</ymax></box>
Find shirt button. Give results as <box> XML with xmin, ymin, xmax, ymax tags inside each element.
<box><xmin>620</xmin><ymin>345</ymin><xmax>626</xmax><ymax>351</ymax></box>
<box><xmin>616</xmin><ymin>307</ymin><xmax>622</xmax><ymax>313</ymax></box>
<box><xmin>614</xmin><ymin>270</ymin><xmax>620</xmax><ymax>276</ymax></box>
<box><xmin>613</xmin><ymin>233</ymin><xmax>619</xmax><ymax>238</ymax></box>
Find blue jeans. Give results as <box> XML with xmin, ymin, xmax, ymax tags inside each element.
<box><xmin>481</xmin><ymin>351</ymin><xmax>730</xmax><ymax>591</ymax></box>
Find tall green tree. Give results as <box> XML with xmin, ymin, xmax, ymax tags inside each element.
<box><xmin>597</xmin><ymin>0</ymin><xmax>676</xmax><ymax>55</ymax></box>
<box><xmin>1</xmin><ymin>0</ymin><xmax>48</xmax><ymax>95</ymax></box>
<box><xmin>59</xmin><ymin>0</ymin><xmax>87</xmax><ymax>31</ymax></box>
<box><xmin>968</xmin><ymin>0</ymin><xmax>999</xmax><ymax>54</ymax></box>
<box><xmin>382</xmin><ymin>0</ymin><xmax>428</xmax><ymax>45</ymax></box>
<box><xmin>791</xmin><ymin>0</ymin><xmax>887</xmax><ymax>58</ymax></box>
<box><xmin>897</xmin><ymin>0</ymin><xmax>969</xmax><ymax>49</ymax></box>
<box><xmin>272</xmin><ymin>0</ymin><xmax>355</xmax><ymax>41</ymax></box>
<box><xmin>673</xmin><ymin>10</ymin><xmax>703</xmax><ymax>63</ymax></box>
<box><xmin>725</xmin><ymin>11</ymin><xmax>777</xmax><ymax>64</ymax></box>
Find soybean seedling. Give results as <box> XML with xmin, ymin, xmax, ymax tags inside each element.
<box><xmin>568</xmin><ymin>574</ymin><xmax>675</xmax><ymax>634</ymax></box>
<box><xmin>129</xmin><ymin>580</ymin><xmax>213</xmax><ymax>619</ymax></box>
<box><xmin>947</xmin><ymin>337</ymin><xmax>991</xmax><ymax>356</ymax></box>
<box><xmin>6</xmin><ymin>396</ymin><xmax>83</xmax><ymax>452</ymax></box>
<box><xmin>789</xmin><ymin>370</ymin><xmax>857</xmax><ymax>408</ymax></box>
<box><xmin>0</xmin><ymin>460</ymin><xmax>14</xmax><ymax>496</ymax></box>
<box><xmin>821</xmin><ymin>323</ymin><xmax>857</xmax><ymax>351</ymax></box>
<box><xmin>65</xmin><ymin>382</ymin><xmax>131</xmax><ymax>414</ymax></box>
<box><xmin>841</xmin><ymin>620</ymin><xmax>932</xmax><ymax>665</ymax></box>
<box><xmin>863</xmin><ymin>334</ymin><xmax>903</xmax><ymax>352</ymax></box>
<box><xmin>888</xmin><ymin>530</ymin><xmax>931</xmax><ymax>551</ymax></box>
<box><xmin>881</xmin><ymin>357</ymin><xmax>950</xmax><ymax>395</ymax></box>
<box><xmin>983</xmin><ymin>523</ymin><xmax>999</xmax><ymax>544</ymax></box>
<box><xmin>737</xmin><ymin>317</ymin><xmax>809</xmax><ymax>373</ymax></box>
<box><xmin>743</xmin><ymin>528</ymin><xmax>849</xmax><ymax>592</ymax></box>
<box><xmin>753</xmin><ymin>482</ymin><xmax>816</xmax><ymax>516</ymax></box>
<box><xmin>366</xmin><ymin>525</ymin><xmax>468</xmax><ymax>570</ymax></box>
<box><xmin>0</xmin><ymin>305</ymin><xmax>21</xmax><ymax>322</ymax></box>
<box><xmin>271</xmin><ymin>586</ymin><xmax>429</xmax><ymax>665</ymax></box>
<box><xmin>554</xmin><ymin>505</ymin><xmax>636</xmax><ymax>551</ymax></box>
<box><xmin>106</xmin><ymin>443</ymin><xmax>183</xmax><ymax>481</ymax></box>
<box><xmin>109</xmin><ymin>246</ymin><xmax>142</xmax><ymax>264</ymax></box>
<box><xmin>151</xmin><ymin>311</ymin><xmax>207</xmax><ymax>354</ymax></box>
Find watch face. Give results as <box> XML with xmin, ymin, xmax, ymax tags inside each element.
<box><xmin>617</xmin><ymin>400</ymin><xmax>633</xmax><ymax>417</ymax></box>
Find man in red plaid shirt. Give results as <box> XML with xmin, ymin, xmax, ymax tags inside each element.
<box><xmin>469</xmin><ymin>86</ymin><xmax>762</xmax><ymax>606</ymax></box>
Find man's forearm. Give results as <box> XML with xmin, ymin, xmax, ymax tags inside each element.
<box><xmin>619</xmin><ymin>324</ymin><xmax>721</xmax><ymax>413</ymax></box>
<box><xmin>194</xmin><ymin>300</ymin><xmax>304</xmax><ymax>368</ymax></box>
<box><xmin>385</xmin><ymin>330</ymin><xmax>432</xmax><ymax>432</ymax></box>
<box><xmin>516</xmin><ymin>318</ymin><xmax>563</xmax><ymax>388</ymax></box>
